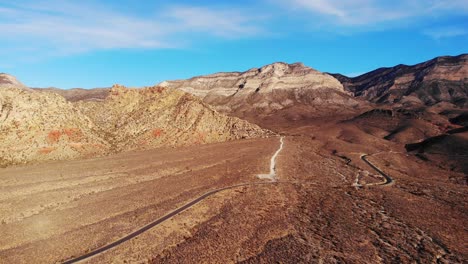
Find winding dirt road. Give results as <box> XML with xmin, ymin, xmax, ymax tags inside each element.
<box><xmin>361</xmin><ymin>154</ymin><xmax>394</xmax><ymax>186</ymax></box>
<box><xmin>62</xmin><ymin>136</ymin><xmax>286</xmax><ymax>263</ymax></box>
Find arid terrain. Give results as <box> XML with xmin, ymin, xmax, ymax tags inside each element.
<box><xmin>0</xmin><ymin>138</ymin><xmax>280</xmax><ymax>263</ymax></box>
<box><xmin>0</xmin><ymin>54</ymin><xmax>467</xmax><ymax>263</ymax></box>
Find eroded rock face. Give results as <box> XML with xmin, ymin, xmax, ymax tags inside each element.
<box><xmin>159</xmin><ymin>62</ymin><xmax>358</xmax><ymax>114</ymax></box>
<box><xmin>332</xmin><ymin>54</ymin><xmax>468</xmax><ymax>107</ymax></box>
<box><xmin>0</xmin><ymin>83</ymin><xmax>271</xmax><ymax>167</ymax></box>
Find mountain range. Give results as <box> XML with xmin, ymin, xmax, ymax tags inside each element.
<box><xmin>331</xmin><ymin>54</ymin><xmax>468</xmax><ymax>107</ymax></box>
<box><xmin>1</xmin><ymin>54</ymin><xmax>467</xmax><ymax>167</ymax></box>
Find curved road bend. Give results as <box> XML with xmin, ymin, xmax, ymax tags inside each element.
<box><xmin>63</xmin><ymin>136</ymin><xmax>286</xmax><ymax>263</ymax></box>
<box><xmin>360</xmin><ymin>154</ymin><xmax>394</xmax><ymax>186</ymax></box>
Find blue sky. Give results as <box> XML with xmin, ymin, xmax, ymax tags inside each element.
<box><xmin>1</xmin><ymin>0</ymin><xmax>467</xmax><ymax>88</ymax></box>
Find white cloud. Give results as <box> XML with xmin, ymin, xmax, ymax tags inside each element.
<box><xmin>0</xmin><ymin>1</ymin><xmax>265</xmax><ymax>57</ymax></box>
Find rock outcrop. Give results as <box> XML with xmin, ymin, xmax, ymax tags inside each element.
<box><xmin>0</xmin><ymin>86</ymin><xmax>109</xmax><ymax>167</ymax></box>
<box><xmin>159</xmin><ymin>62</ymin><xmax>359</xmax><ymax>116</ymax></box>
<box><xmin>331</xmin><ymin>54</ymin><xmax>468</xmax><ymax>107</ymax></box>
<box><xmin>0</xmin><ymin>73</ymin><xmax>31</xmax><ymax>90</ymax></box>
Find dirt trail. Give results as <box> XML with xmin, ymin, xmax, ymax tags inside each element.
<box><xmin>257</xmin><ymin>136</ymin><xmax>284</xmax><ymax>181</ymax></box>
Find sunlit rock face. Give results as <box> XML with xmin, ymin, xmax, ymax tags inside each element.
<box><xmin>331</xmin><ymin>54</ymin><xmax>468</xmax><ymax>107</ymax></box>
<box><xmin>0</xmin><ymin>73</ymin><xmax>31</xmax><ymax>91</ymax></box>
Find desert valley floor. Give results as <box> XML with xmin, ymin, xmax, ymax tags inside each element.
<box><xmin>0</xmin><ymin>118</ymin><xmax>466</xmax><ymax>263</ymax></box>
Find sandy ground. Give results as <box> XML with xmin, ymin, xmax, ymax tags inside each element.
<box><xmin>0</xmin><ymin>117</ymin><xmax>467</xmax><ymax>263</ymax></box>
<box><xmin>0</xmin><ymin>138</ymin><xmax>278</xmax><ymax>263</ymax></box>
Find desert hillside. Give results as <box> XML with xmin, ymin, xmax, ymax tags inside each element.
<box><xmin>0</xmin><ymin>83</ymin><xmax>271</xmax><ymax>167</ymax></box>
<box><xmin>0</xmin><ymin>86</ymin><xmax>109</xmax><ymax>167</ymax></box>
<box><xmin>76</xmin><ymin>84</ymin><xmax>272</xmax><ymax>152</ymax></box>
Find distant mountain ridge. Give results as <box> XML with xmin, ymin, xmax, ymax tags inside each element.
<box><xmin>331</xmin><ymin>54</ymin><xmax>468</xmax><ymax>107</ymax></box>
<box><xmin>34</xmin><ymin>87</ymin><xmax>111</xmax><ymax>102</ymax></box>
<box><xmin>9</xmin><ymin>54</ymin><xmax>468</xmax><ymax>110</ymax></box>
<box><xmin>26</xmin><ymin>54</ymin><xmax>468</xmax><ymax>110</ymax></box>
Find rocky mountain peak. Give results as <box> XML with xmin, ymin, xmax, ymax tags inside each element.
<box><xmin>257</xmin><ymin>62</ymin><xmax>290</xmax><ymax>76</ymax></box>
<box><xmin>110</xmin><ymin>84</ymin><xmax>128</xmax><ymax>92</ymax></box>
<box><xmin>158</xmin><ymin>62</ymin><xmax>354</xmax><ymax>116</ymax></box>
<box><xmin>434</xmin><ymin>54</ymin><xmax>468</xmax><ymax>64</ymax></box>
<box><xmin>249</xmin><ymin>62</ymin><xmax>318</xmax><ymax>77</ymax></box>
<box><xmin>0</xmin><ymin>73</ymin><xmax>27</xmax><ymax>88</ymax></box>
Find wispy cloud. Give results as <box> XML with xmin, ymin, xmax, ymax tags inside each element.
<box><xmin>423</xmin><ymin>27</ymin><xmax>468</xmax><ymax>39</ymax></box>
<box><xmin>165</xmin><ymin>6</ymin><xmax>264</xmax><ymax>38</ymax></box>
<box><xmin>283</xmin><ymin>0</ymin><xmax>468</xmax><ymax>27</ymax></box>
<box><xmin>428</xmin><ymin>0</ymin><xmax>468</xmax><ymax>13</ymax></box>
<box><xmin>0</xmin><ymin>1</ymin><xmax>265</xmax><ymax>58</ymax></box>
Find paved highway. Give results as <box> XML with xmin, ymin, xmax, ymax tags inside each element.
<box><xmin>361</xmin><ymin>154</ymin><xmax>394</xmax><ymax>186</ymax></box>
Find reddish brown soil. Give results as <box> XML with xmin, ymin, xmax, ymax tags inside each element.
<box><xmin>151</xmin><ymin>114</ymin><xmax>466</xmax><ymax>263</ymax></box>
<box><xmin>0</xmin><ymin>113</ymin><xmax>466</xmax><ymax>263</ymax></box>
